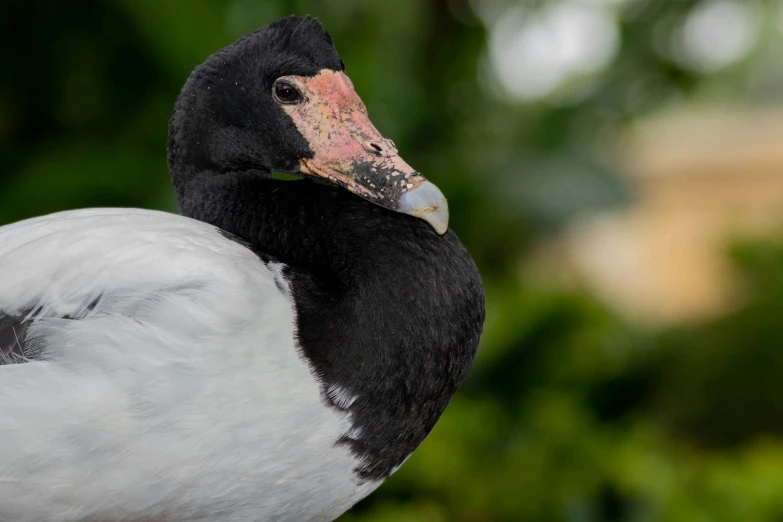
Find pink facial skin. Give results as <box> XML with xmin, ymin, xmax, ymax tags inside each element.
<box><xmin>278</xmin><ymin>70</ymin><xmax>427</xmax><ymax>208</ymax></box>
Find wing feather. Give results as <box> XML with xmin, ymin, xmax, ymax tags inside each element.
<box><xmin>0</xmin><ymin>208</ymin><xmax>274</xmax><ymax>364</ymax></box>
<box><xmin>0</xmin><ymin>209</ymin><xmax>366</xmax><ymax>522</ymax></box>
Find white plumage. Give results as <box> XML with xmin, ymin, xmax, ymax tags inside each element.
<box><xmin>0</xmin><ymin>209</ymin><xmax>377</xmax><ymax>522</ymax></box>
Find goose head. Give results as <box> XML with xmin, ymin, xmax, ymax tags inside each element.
<box><xmin>168</xmin><ymin>15</ymin><xmax>448</xmax><ymax>234</ymax></box>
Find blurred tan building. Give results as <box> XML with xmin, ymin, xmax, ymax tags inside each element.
<box><xmin>561</xmin><ymin>107</ymin><xmax>783</xmax><ymax>323</ymax></box>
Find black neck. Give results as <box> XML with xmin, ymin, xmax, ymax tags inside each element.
<box><xmin>177</xmin><ymin>170</ymin><xmax>485</xmax><ymax>481</ymax></box>
<box><xmin>175</xmin><ymin>170</ymin><xmax>340</xmax><ymax>273</ymax></box>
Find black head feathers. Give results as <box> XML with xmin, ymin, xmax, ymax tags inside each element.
<box><xmin>168</xmin><ymin>15</ymin><xmax>343</xmax><ymax>193</ymax></box>
<box><xmin>259</xmin><ymin>15</ymin><xmax>345</xmax><ymax>75</ymax></box>
<box><xmin>214</xmin><ymin>15</ymin><xmax>344</xmax><ymax>84</ymax></box>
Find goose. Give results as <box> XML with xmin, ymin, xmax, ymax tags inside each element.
<box><xmin>0</xmin><ymin>15</ymin><xmax>485</xmax><ymax>522</ymax></box>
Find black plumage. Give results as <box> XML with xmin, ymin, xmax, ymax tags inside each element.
<box><xmin>170</xmin><ymin>15</ymin><xmax>486</xmax><ymax>480</ymax></box>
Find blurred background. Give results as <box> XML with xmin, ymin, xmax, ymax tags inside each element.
<box><xmin>3</xmin><ymin>0</ymin><xmax>783</xmax><ymax>520</ymax></box>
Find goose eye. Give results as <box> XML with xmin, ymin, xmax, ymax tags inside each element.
<box><xmin>274</xmin><ymin>81</ymin><xmax>302</xmax><ymax>104</ymax></box>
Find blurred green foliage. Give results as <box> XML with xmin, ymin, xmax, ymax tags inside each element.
<box><xmin>3</xmin><ymin>0</ymin><xmax>783</xmax><ymax>520</ymax></box>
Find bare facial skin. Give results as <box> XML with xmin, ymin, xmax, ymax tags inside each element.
<box><xmin>277</xmin><ymin>70</ymin><xmax>448</xmax><ymax>234</ymax></box>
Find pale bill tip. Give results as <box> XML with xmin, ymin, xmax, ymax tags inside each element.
<box><xmin>397</xmin><ymin>180</ymin><xmax>449</xmax><ymax>235</ymax></box>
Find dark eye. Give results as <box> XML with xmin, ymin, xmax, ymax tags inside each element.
<box><xmin>274</xmin><ymin>81</ymin><xmax>302</xmax><ymax>104</ymax></box>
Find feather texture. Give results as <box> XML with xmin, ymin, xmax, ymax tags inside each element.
<box><xmin>0</xmin><ymin>209</ymin><xmax>376</xmax><ymax>522</ymax></box>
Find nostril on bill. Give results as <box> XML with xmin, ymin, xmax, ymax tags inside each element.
<box><xmin>363</xmin><ymin>140</ymin><xmax>387</xmax><ymax>156</ymax></box>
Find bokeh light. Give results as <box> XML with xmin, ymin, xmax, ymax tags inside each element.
<box><xmin>676</xmin><ymin>0</ymin><xmax>760</xmax><ymax>73</ymax></box>
<box><xmin>486</xmin><ymin>1</ymin><xmax>619</xmax><ymax>100</ymax></box>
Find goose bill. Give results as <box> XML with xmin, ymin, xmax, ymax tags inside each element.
<box><xmin>280</xmin><ymin>70</ymin><xmax>449</xmax><ymax>234</ymax></box>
